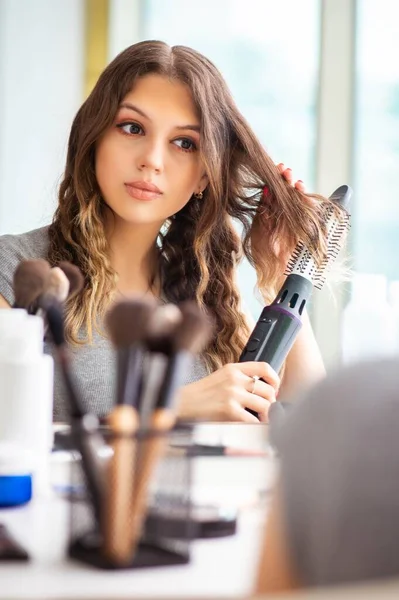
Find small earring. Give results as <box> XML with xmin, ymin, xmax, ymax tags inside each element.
<box><xmin>194</xmin><ymin>191</ymin><xmax>203</xmax><ymax>200</ymax></box>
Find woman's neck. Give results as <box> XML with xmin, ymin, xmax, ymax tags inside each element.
<box><xmin>105</xmin><ymin>212</ymin><xmax>162</xmax><ymax>297</ymax></box>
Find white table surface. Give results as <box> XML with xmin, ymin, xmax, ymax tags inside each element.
<box><xmin>0</xmin><ymin>441</ymin><xmax>276</xmax><ymax>600</ymax></box>
<box><xmin>0</xmin><ymin>497</ymin><xmax>267</xmax><ymax>599</ymax></box>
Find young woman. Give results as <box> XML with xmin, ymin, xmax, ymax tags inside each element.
<box><xmin>0</xmin><ymin>40</ymin><xmax>329</xmax><ymax>422</ymax></box>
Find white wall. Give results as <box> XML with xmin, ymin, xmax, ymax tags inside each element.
<box><xmin>108</xmin><ymin>0</ymin><xmax>142</xmax><ymax>61</ymax></box>
<box><xmin>312</xmin><ymin>0</ymin><xmax>356</xmax><ymax>367</ymax></box>
<box><xmin>0</xmin><ymin>0</ymin><xmax>85</xmax><ymax>235</ymax></box>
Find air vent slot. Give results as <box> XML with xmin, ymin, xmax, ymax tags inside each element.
<box><xmin>289</xmin><ymin>293</ymin><xmax>299</xmax><ymax>308</ymax></box>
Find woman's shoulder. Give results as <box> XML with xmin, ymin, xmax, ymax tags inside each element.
<box><xmin>0</xmin><ymin>225</ymin><xmax>50</xmax><ymax>259</ymax></box>
<box><xmin>0</xmin><ymin>225</ymin><xmax>50</xmax><ymax>304</ymax></box>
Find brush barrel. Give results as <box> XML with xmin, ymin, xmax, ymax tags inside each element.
<box><xmin>240</xmin><ymin>274</ymin><xmax>313</xmax><ymax>418</ymax></box>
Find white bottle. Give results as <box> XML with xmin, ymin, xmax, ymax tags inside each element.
<box><xmin>0</xmin><ymin>308</ymin><xmax>27</xmax><ymax>337</ymax></box>
<box><xmin>341</xmin><ymin>273</ymin><xmax>396</xmax><ymax>365</ymax></box>
<box><xmin>0</xmin><ymin>311</ymin><xmax>54</xmax><ymax>497</ymax></box>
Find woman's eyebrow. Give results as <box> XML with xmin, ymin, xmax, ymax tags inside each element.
<box><xmin>175</xmin><ymin>124</ymin><xmax>201</xmax><ymax>133</ymax></box>
<box><xmin>119</xmin><ymin>102</ymin><xmax>149</xmax><ymax>119</ymax></box>
<box><xmin>118</xmin><ymin>102</ymin><xmax>200</xmax><ymax>132</ymax></box>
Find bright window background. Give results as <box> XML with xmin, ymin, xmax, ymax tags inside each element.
<box><xmin>354</xmin><ymin>0</ymin><xmax>399</xmax><ymax>281</ymax></box>
<box><xmin>142</xmin><ymin>0</ymin><xmax>321</xmax><ymax>316</ymax></box>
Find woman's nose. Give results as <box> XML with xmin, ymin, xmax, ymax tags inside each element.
<box><xmin>136</xmin><ymin>138</ymin><xmax>164</xmax><ymax>173</ymax></box>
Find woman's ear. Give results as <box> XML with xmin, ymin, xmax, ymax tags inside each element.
<box><xmin>198</xmin><ymin>173</ymin><xmax>209</xmax><ymax>194</ymax></box>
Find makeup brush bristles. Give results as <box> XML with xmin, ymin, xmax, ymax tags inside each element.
<box><xmin>38</xmin><ymin>267</ymin><xmax>70</xmax><ymax>309</ymax></box>
<box><xmin>12</xmin><ymin>259</ymin><xmax>51</xmax><ymax>310</ymax></box>
<box><xmin>145</xmin><ymin>304</ymin><xmax>183</xmax><ymax>354</ymax></box>
<box><xmin>58</xmin><ymin>261</ymin><xmax>84</xmax><ymax>299</ymax></box>
<box><xmin>173</xmin><ymin>301</ymin><xmax>213</xmax><ymax>354</ymax></box>
<box><xmin>105</xmin><ymin>298</ymin><xmax>158</xmax><ymax>349</ymax></box>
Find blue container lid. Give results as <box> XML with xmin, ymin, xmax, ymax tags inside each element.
<box><xmin>0</xmin><ymin>443</ymin><xmax>33</xmax><ymax>508</ymax></box>
<box><xmin>0</xmin><ymin>475</ymin><xmax>32</xmax><ymax>507</ymax></box>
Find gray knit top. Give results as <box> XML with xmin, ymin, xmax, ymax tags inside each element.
<box><xmin>0</xmin><ymin>227</ymin><xmax>209</xmax><ymax>421</ymax></box>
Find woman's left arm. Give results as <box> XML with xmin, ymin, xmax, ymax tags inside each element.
<box><xmin>278</xmin><ymin>309</ymin><xmax>326</xmax><ymax>399</ymax></box>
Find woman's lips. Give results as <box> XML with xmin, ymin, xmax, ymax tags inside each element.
<box><xmin>124</xmin><ymin>182</ymin><xmax>163</xmax><ymax>201</ymax></box>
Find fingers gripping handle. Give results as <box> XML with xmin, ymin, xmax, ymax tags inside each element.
<box><xmin>240</xmin><ymin>275</ymin><xmax>313</xmax><ymax>418</ymax></box>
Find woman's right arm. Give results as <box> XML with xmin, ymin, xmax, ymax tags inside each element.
<box><xmin>0</xmin><ymin>295</ymin><xmax>11</xmax><ymax>308</ymax></box>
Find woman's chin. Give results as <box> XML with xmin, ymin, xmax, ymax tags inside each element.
<box><xmin>107</xmin><ymin>205</ymin><xmax>167</xmax><ymax>228</ymax></box>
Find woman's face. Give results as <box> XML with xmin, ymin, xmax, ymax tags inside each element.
<box><xmin>95</xmin><ymin>74</ymin><xmax>208</xmax><ymax>227</ymax></box>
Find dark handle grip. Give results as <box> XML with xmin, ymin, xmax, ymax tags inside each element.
<box><xmin>240</xmin><ymin>307</ymin><xmax>302</xmax><ymax>419</ymax></box>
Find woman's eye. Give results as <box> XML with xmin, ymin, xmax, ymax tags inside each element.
<box><xmin>173</xmin><ymin>138</ymin><xmax>197</xmax><ymax>152</ymax></box>
<box><xmin>117</xmin><ymin>122</ymin><xmax>143</xmax><ymax>135</ymax></box>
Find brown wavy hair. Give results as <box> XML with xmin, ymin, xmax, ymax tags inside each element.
<box><xmin>48</xmin><ymin>40</ymin><xmax>345</xmax><ymax>371</ymax></box>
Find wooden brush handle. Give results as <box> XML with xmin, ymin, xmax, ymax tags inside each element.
<box><xmin>103</xmin><ymin>405</ymin><xmax>138</xmax><ymax>565</ymax></box>
<box><xmin>130</xmin><ymin>409</ymin><xmax>176</xmax><ymax>553</ymax></box>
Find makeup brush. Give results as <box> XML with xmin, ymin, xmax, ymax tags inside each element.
<box><xmin>129</xmin><ymin>303</ymin><xmax>182</xmax><ymax>556</ymax></box>
<box><xmin>45</xmin><ymin>300</ymin><xmax>104</xmax><ymax>523</ymax></box>
<box><xmin>33</xmin><ymin>268</ymin><xmax>70</xmax><ymax>323</ymax></box>
<box><xmin>155</xmin><ymin>301</ymin><xmax>213</xmax><ymax>414</ymax></box>
<box><xmin>105</xmin><ymin>298</ymin><xmax>158</xmax><ymax>409</ymax></box>
<box><xmin>44</xmin><ymin>301</ymin><xmax>82</xmax><ymax>418</ymax></box>
<box><xmin>12</xmin><ymin>259</ymin><xmax>50</xmax><ymax>311</ymax></box>
<box><xmin>58</xmin><ymin>261</ymin><xmax>84</xmax><ymax>299</ymax></box>
<box><xmin>129</xmin><ymin>302</ymin><xmax>211</xmax><ymax>555</ymax></box>
<box><xmin>103</xmin><ymin>402</ymin><xmax>139</xmax><ymax>565</ymax></box>
<box><xmin>138</xmin><ymin>303</ymin><xmax>183</xmax><ymax>426</ymax></box>
<box><xmin>103</xmin><ymin>297</ymin><xmax>158</xmax><ymax>565</ymax></box>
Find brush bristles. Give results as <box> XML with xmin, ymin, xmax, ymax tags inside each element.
<box><xmin>145</xmin><ymin>304</ymin><xmax>182</xmax><ymax>354</ymax></box>
<box><xmin>40</xmin><ymin>267</ymin><xmax>70</xmax><ymax>306</ymax></box>
<box><xmin>58</xmin><ymin>262</ymin><xmax>84</xmax><ymax>298</ymax></box>
<box><xmin>13</xmin><ymin>259</ymin><xmax>51</xmax><ymax>309</ymax></box>
<box><xmin>173</xmin><ymin>301</ymin><xmax>213</xmax><ymax>355</ymax></box>
<box><xmin>105</xmin><ymin>298</ymin><xmax>158</xmax><ymax>348</ymax></box>
<box><xmin>285</xmin><ymin>204</ymin><xmax>351</xmax><ymax>290</ymax></box>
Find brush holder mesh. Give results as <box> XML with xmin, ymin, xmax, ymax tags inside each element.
<box><xmin>67</xmin><ymin>425</ymin><xmax>193</xmax><ymax>570</ymax></box>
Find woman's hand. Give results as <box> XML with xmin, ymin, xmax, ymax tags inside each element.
<box><xmin>177</xmin><ymin>362</ymin><xmax>280</xmax><ymax>423</ymax></box>
<box><xmin>277</xmin><ymin>162</ymin><xmax>306</xmax><ymax>192</ymax></box>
